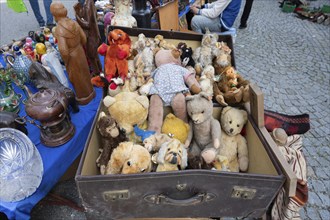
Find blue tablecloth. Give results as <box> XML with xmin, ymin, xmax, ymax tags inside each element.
<box><xmin>0</xmin><ymin>81</ymin><xmax>103</xmax><ymax>219</ymax></box>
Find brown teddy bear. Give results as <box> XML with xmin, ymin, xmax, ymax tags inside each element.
<box><xmin>147</xmin><ymin>49</ymin><xmax>201</xmax><ymax>133</ymax></box>
<box><xmin>95</xmin><ymin>112</ymin><xmax>127</xmax><ymax>175</ymax></box>
<box><xmin>217</xmin><ymin>106</ymin><xmax>249</xmax><ymax>172</ymax></box>
<box><xmin>105</xmin><ymin>141</ymin><xmax>152</xmax><ymax>174</ymax></box>
<box><xmin>213</xmin><ymin>66</ymin><xmax>250</xmax><ymax>106</ymax></box>
<box><xmin>185</xmin><ymin>92</ymin><xmax>221</xmax><ymax>169</ymax></box>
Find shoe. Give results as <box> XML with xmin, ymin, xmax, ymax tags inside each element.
<box><xmin>46</xmin><ymin>23</ymin><xmax>56</xmax><ymax>30</ymax></box>
<box><xmin>239</xmin><ymin>24</ymin><xmax>247</xmax><ymax>29</ymax></box>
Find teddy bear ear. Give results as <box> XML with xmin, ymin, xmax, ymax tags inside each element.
<box><xmin>98</xmin><ymin>111</ymin><xmax>106</xmax><ymax>120</ymax></box>
<box><xmin>185</xmin><ymin>95</ymin><xmax>195</xmax><ymax>102</ymax></box>
<box><xmin>199</xmin><ymin>92</ymin><xmax>210</xmax><ymax>100</ymax></box>
<box><xmin>103</xmin><ymin>96</ymin><xmax>116</xmax><ymax>108</ymax></box>
<box><xmin>221</xmin><ymin>106</ymin><xmax>232</xmax><ymax>116</ymax></box>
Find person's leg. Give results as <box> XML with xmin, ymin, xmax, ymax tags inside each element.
<box><xmin>28</xmin><ymin>0</ymin><xmax>45</xmax><ymax>26</ymax></box>
<box><xmin>43</xmin><ymin>0</ymin><xmax>54</xmax><ymax>25</ymax></box>
<box><xmin>191</xmin><ymin>15</ymin><xmax>221</xmax><ymax>34</ymax></box>
<box><xmin>240</xmin><ymin>0</ymin><xmax>254</xmax><ymax>28</ymax></box>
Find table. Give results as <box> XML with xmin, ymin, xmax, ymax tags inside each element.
<box><xmin>0</xmin><ymin>80</ymin><xmax>103</xmax><ymax>219</ymax></box>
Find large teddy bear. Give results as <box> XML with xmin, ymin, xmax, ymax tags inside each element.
<box><xmin>92</xmin><ymin>29</ymin><xmax>131</xmax><ymax>88</ymax></box>
<box><xmin>185</xmin><ymin>92</ymin><xmax>221</xmax><ymax>169</ymax></box>
<box><xmin>147</xmin><ymin>48</ymin><xmax>201</xmax><ymax>133</ymax></box>
<box><xmin>103</xmin><ymin>91</ymin><xmax>149</xmax><ymax>135</ymax></box>
<box><xmin>218</xmin><ymin>106</ymin><xmax>249</xmax><ymax>172</ymax></box>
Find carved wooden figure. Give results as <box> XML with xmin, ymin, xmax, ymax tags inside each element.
<box><xmin>50</xmin><ymin>2</ymin><xmax>95</xmax><ymax>105</ymax></box>
<box><xmin>74</xmin><ymin>0</ymin><xmax>102</xmax><ymax>75</ymax></box>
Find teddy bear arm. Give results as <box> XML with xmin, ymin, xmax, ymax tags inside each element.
<box><xmin>211</xmin><ymin>119</ymin><xmax>221</xmax><ymax>149</ymax></box>
<box><xmin>236</xmin><ymin>135</ymin><xmax>249</xmax><ymax>172</ymax></box>
<box><xmin>184</xmin><ymin>121</ymin><xmax>194</xmax><ymax>148</ymax></box>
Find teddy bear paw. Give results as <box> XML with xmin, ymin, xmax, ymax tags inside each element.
<box><xmin>201</xmin><ymin>148</ymin><xmax>217</xmax><ymax>164</ymax></box>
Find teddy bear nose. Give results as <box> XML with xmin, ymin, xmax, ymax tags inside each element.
<box><xmin>230</xmin><ymin>128</ymin><xmax>234</xmax><ymax>133</ymax></box>
<box><xmin>172</xmin><ymin>152</ymin><xmax>177</xmax><ymax>156</ymax></box>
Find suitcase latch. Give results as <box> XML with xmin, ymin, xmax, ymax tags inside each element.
<box><xmin>231</xmin><ymin>186</ymin><xmax>256</xmax><ymax>200</ymax></box>
<box><xmin>103</xmin><ymin>190</ymin><xmax>130</xmax><ymax>201</ymax></box>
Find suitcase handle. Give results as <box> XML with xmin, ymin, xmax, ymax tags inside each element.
<box><xmin>144</xmin><ymin>192</ymin><xmax>216</xmax><ymax>206</ymax></box>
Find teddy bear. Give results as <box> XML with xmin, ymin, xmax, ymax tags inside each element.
<box><xmin>184</xmin><ymin>92</ymin><xmax>221</xmax><ymax>169</ymax></box>
<box><xmin>161</xmin><ymin>113</ymin><xmax>190</xmax><ymax>144</ymax></box>
<box><xmin>154</xmin><ymin>34</ymin><xmax>176</xmax><ymax>52</ymax></box>
<box><xmin>105</xmin><ymin>141</ymin><xmax>151</xmax><ymax>174</ymax></box>
<box><xmin>218</xmin><ymin>106</ymin><xmax>249</xmax><ymax>172</ymax></box>
<box><xmin>156</xmin><ymin>139</ymin><xmax>188</xmax><ymax>172</ymax></box>
<box><xmin>91</xmin><ymin>29</ymin><xmax>131</xmax><ymax>88</ymax></box>
<box><xmin>147</xmin><ymin>48</ymin><xmax>201</xmax><ymax>133</ymax></box>
<box><xmin>95</xmin><ymin>111</ymin><xmax>127</xmax><ymax>175</ymax></box>
<box><xmin>103</xmin><ymin>91</ymin><xmax>149</xmax><ymax>135</ymax></box>
<box><xmin>192</xmin><ymin>29</ymin><xmax>219</xmax><ymax>77</ymax></box>
<box><xmin>213</xmin><ymin>41</ymin><xmax>232</xmax><ymax>76</ymax></box>
<box><xmin>213</xmin><ymin>66</ymin><xmax>250</xmax><ymax>106</ymax></box>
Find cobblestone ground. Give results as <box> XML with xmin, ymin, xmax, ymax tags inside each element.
<box><xmin>235</xmin><ymin>0</ymin><xmax>330</xmax><ymax>219</ymax></box>
<box><xmin>30</xmin><ymin>0</ymin><xmax>329</xmax><ymax>219</ymax></box>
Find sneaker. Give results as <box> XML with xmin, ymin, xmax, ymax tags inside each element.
<box><xmin>46</xmin><ymin>23</ymin><xmax>56</xmax><ymax>30</ymax></box>
<box><xmin>239</xmin><ymin>24</ymin><xmax>247</xmax><ymax>29</ymax></box>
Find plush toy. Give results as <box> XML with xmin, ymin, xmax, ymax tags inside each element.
<box><xmin>143</xmin><ymin>133</ymin><xmax>173</xmax><ymax>152</ymax></box>
<box><xmin>199</xmin><ymin>65</ymin><xmax>215</xmax><ymax>98</ymax></box>
<box><xmin>96</xmin><ymin>111</ymin><xmax>127</xmax><ymax>175</ymax></box>
<box><xmin>103</xmin><ymin>91</ymin><xmax>149</xmax><ymax>134</ymax></box>
<box><xmin>177</xmin><ymin>42</ymin><xmax>195</xmax><ymax>68</ymax></box>
<box><xmin>185</xmin><ymin>92</ymin><xmax>221</xmax><ymax>168</ymax></box>
<box><xmin>213</xmin><ymin>41</ymin><xmax>232</xmax><ymax>76</ymax></box>
<box><xmin>192</xmin><ymin>29</ymin><xmax>219</xmax><ymax>76</ymax></box>
<box><xmin>147</xmin><ymin>49</ymin><xmax>201</xmax><ymax>133</ymax></box>
<box><xmin>156</xmin><ymin>139</ymin><xmax>188</xmax><ymax>172</ymax></box>
<box><xmin>212</xmin><ymin>155</ymin><xmax>230</xmax><ymax>171</ymax></box>
<box><xmin>213</xmin><ymin>66</ymin><xmax>250</xmax><ymax>106</ymax></box>
<box><xmin>91</xmin><ymin>29</ymin><xmax>131</xmax><ymax>87</ymax></box>
<box><xmin>154</xmin><ymin>34</ymin><xmax>176</xmax><ymax>52</ymax></box>
<box><xmin>161</xmin><ymin>113</ymin><xmax>190</xmax><ymax>144</ymax></box>
<box><xmin>105</xmin><ymin>141</ymin><xmax>151</xmax><ymax>174</ymax></box>
<box><xmin>218</xmin><ymin>106</ymin><xmax>249</xmax><ymax>172</ymax></box>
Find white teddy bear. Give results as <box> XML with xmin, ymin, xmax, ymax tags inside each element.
<box><xmin>218</xmin><ymin>106</ymin><xmax>249</xmax><ymax>172</ymax></box>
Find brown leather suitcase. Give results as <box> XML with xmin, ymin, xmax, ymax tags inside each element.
<box><xmin>75</xmin><ymin>27</ymin><xmax>296</xmax><ymax>219</ymax></box>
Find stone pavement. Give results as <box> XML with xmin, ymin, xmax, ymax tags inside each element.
<box><xmin>3</xmin><ymin>0</ymin><xmax>330</xmax><ymax>219</ymax></box>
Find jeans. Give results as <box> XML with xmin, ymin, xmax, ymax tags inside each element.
<box><xmin>191</xmin><ymin>15</ymin><xmax>222</xmax><ymax>34</ymax></box>
<box><xmin>28</xmin><ymin>0</ymin><xmax>54</xmax><ymax>26</ymax></box>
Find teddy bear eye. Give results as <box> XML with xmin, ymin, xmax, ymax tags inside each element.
<box><xmin>237</xmin><ymin>124</ymin><xmax>240</xmax><ymax>127</ymax></box>
<box><xmin>229</xmin><ymin>121</ymin><xmax>232</xmax><ymax>124</ymax></box>
<box><xmin>202</xmin><ymin>111</ymin><xmax>204</xmax><ymax>114</ymax></box>
<box><xmin>167</xmin><ymin>148</ymin><xmax>171</xmax><ymax>151</ymax></box>
<box><xmin>127</xmin><ymin>161</ymin><xmax>131</xmax><ymax>166</ymax></box>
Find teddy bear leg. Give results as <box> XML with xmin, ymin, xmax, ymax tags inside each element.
<box><xmin>171</xmin><ymin>93</ymin><xmax>188</xmax><ymax>123</ymax></box>
<box><xmin>215</xmin><ymin>95</ymin><xmax>228</xmax><ymax>106</ymax></box>
<box><xmin>148</xmin><ymin>94</ymin><xmax>164</xmax><ymax>133</ymax></box>
<box><xmin>242</xmin><ymin>85</ymin><xmax>250</xmax><ymax>102</ymax></box>
<box><xmin>201</xmin><ymin>147</ymin><xmax>218</xmax><ymax>164</ymax></box>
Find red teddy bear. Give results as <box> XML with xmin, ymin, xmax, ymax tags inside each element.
<box><xmin>91</xmin><ymin>29</ymin><xmax>131</xmax><ymax>88</ymax></box>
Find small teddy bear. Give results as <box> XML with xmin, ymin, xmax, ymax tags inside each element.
<box><xmin>185</xmin><ymin>92</ymin><xmax>221</xmax><ymax>169</ymax></box>
<box><xmin>96</xmin><ymin>112</ymin><xmax>128</xmax><ymax>175</ymax></box>
<box><xmin>156</xmin><ymin>139</ymin><xmax>188</xmax><ymax>172</ymax></box>
<box><xmin>105</xmin><ymin>141</ymin><xmax>152</xmax><ymax>174</ymax></box>
<box><xmin>177</xmin><ymin>42</ymin><xmax>195</xmax><ymax>68</ymax></box>
<box><xmin>213</xmin><ymin>66</ymin><xmax>250</xmax><ymax>106</ymax></box>
<box><xmin>218</xmin><ymin>106</ymin><xmax>249</xmax><ymax>172</ymax></box>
